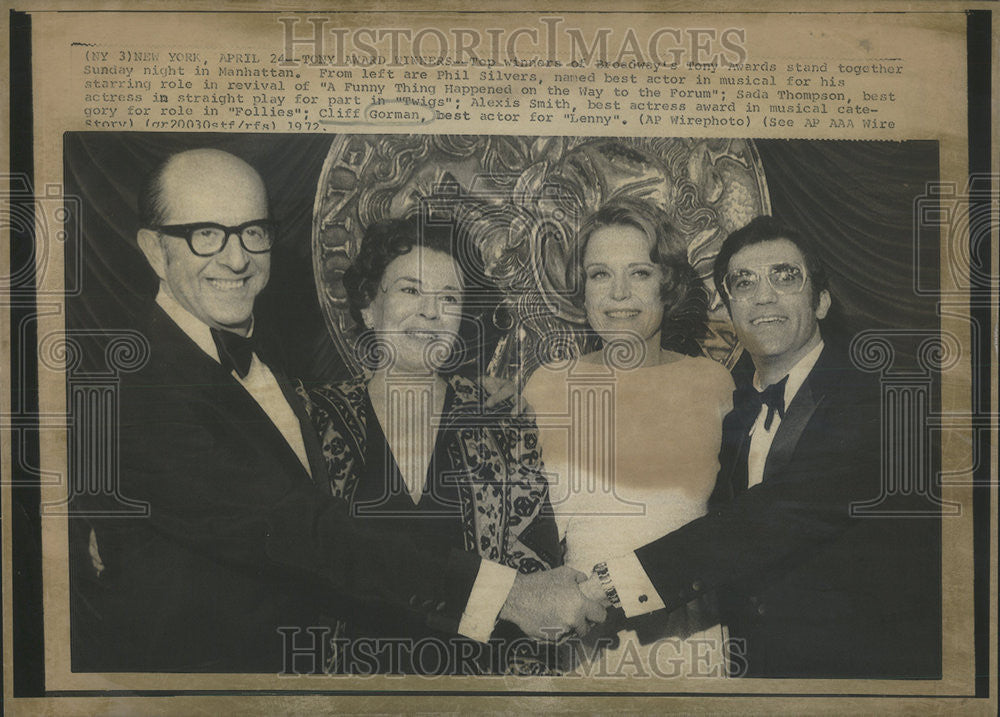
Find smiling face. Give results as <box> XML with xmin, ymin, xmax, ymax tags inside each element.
<box><xmin>583</xmin><ymin>224</ymin><xmax>665</xmax><ymax>348</ymax></box>
<box><xmin>137</xmin><ymin>150</ymin><xmax>270</xmax><ymax>335</ymax></box>
<box><xmin>360</xmin><ymin>246</ymin><xmax>463</xmax><ymax>374</ymax></box>
<box><xmin>726</xmin><ymin>238</ymin><xmax>831</xmax><ymax>379</ymax></box>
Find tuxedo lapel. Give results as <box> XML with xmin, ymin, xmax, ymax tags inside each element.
<box><xmin>715</xmin><ymin>409</ymin><xmax>750</xmax><ymax>501</ymax></box>
<box><xmin>763</xmin><ymin>352</ymin><xmax>830</xmax><ymax>482</ymax></box>
<box><xmin>714</xmin><ymin>362</ymin><xmax>763</xmax><ymax>502</ymax></box>
<box><xmin>273</xmin><ymin>370</ymin><xmax>329</xmax><ymax>485</ymax></box>
<box><xmin>213</xmin><ymin>370</ymin><xmax>317</xmax><ymax>486</ymax></box>
<box><xmin>145</xmin><ymin>304</ymin><xmax>314</xmax><ymax>485</ymax></box>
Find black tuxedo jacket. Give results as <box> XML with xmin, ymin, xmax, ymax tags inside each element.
<box><xmin>70</xmin><ymin>304</ymin><xmax>482</xmax><ymax>672</ymax></box>
<box><xmin>634</xmin><ymin>344</ymin><xmax>941</xmax><ymax>678</ymax></box>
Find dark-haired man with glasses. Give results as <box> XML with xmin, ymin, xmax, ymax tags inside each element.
<box><xmin>580</xmin><ymin>215</ymin><xmax>940</xmax><ymax>679</ymax></box>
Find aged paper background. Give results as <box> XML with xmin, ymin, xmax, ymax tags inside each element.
<box><xmin>2</xmin><ymin>0</ymin><xmax>997</xmax><ymax>714</ymax></box>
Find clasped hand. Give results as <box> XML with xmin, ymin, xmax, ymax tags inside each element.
<box><xmin>499</xmin><ymin>566</ymin><xmax>609</xmax><ymax>642</ymax></box>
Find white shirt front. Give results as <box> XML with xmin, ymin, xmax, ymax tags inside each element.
<box><xmin>156</xmin><ymin>290</ymin><xmax>312</xmax><ymax>476</ymax></box>
<box><xmin>746</xmin><ymin>341</ymin><xmax>824</xmax><ymax>488</ymax></box>
<box><xmin>608</xmin><ymin>341</ymin><xmax>826</xmax><ymax>619</ymax></box>
<box><xmin>155</xmin><ymin>290</ymin><xmax>512</xmax><ymax>642</ymax></box>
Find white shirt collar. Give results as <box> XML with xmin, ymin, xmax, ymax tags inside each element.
<box><xmin>155</xmin><ymin>288</ymin><xmax>255</xmax><ymax>365</ymax></box>
<box><xmin>753</xmin><ymin>339</ymin><xmax>825</xmax><ymax>407</ymax></box>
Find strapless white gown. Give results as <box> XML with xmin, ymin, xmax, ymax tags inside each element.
<box><xmin>524</xmin><ymin>355</ymin><xmax>734</xmax><ymax>677</ymax></box>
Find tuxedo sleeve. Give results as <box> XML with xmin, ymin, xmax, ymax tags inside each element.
<box><xmin>264</xmin><ymin>485</ymin><xmax>484</xmax><ymax>635</ymax></box>
<box><xmin>115</xmin><ymin>382</ymin><xmax>483</xmax><ymax>636</ymax></box>
<box><xmin>457</xmin><ymin>561</ymin><xmax>518</xmax><ymax>642</ymax></box>
<box><xmin>623</xmin><ymin>373</ymin><xmax>887</xmax><ymax>616</ymax></box>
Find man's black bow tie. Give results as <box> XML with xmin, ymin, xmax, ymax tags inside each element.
<box><xmin>735</xmin><ymin>375</ymin><xmax>789</xmax><ymax>431</ymax></box>
<box><xmin>211</xmin><ymin>328</ymin><xmax>255</xmax><ymax>379</ymax></box>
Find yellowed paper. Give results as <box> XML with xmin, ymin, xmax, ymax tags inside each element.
<box><xmin>2</xmin><ymin>1</ymin><xmax>997</xmax><ymax>714</ymax></box>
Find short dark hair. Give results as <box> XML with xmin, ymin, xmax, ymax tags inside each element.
<box><xmin>568</xmin><ymin>198</ymin><xmax>707</xmax><ymax>356</ymax></box>
<box><xmin>344</xmin><ymin>213</ymin><xmax>488</xmax><ymax>372</ymax></box>
<box><xmin>344</xmin><ymin>213</ymin><xmax>482</xmax><ymax>325</ymax></box>
<box><xmin>712</xmin><ymin>215</ymin><xmax>829</xmax><ymax>312</ymax></box>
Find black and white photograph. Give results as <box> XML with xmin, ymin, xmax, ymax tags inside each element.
<box><xmin>3</xmin><ymin>2</ymin><xmax>994</xmax><ymax>714</ymax></box>
<box><xmin>63</xmin><ymin>133</ymin><xmax>944</xmax><ymax>679</ymax></box>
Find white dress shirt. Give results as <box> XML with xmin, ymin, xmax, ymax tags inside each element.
<box><xmin>746</xmin><ymin>341</ymin><xmax>824</xmax><ymax>488</ymax></box>
<box><xmin>156</xmin><ymin>290</ymin><xmax>311</xmax><ymax>476</ymax></box>
<box><xmin>606</xmin><ymin>341</ymin><xmax>825</xmax><ymax>619</ymax></box>
<box><xmin>155</xmin><ymin>290</ymin><xmax>512</xmax><ymax>642</ymax></box>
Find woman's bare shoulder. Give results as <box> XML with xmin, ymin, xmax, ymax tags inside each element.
<box><xmin>657</xmin><ymin>352</ymin><xmax>734</xmax><ymax>388</ymax></box>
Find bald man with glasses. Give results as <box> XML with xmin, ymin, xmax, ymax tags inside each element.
<box><xmin>71</xmin><ymin>149</ymin><xmax>603</xmax><ymax>673</ymax></box>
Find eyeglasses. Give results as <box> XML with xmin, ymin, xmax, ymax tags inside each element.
<box><xmin>151</xmin><ymin>220</ymin><xmax>276</xmax><ymax>257</ymax></box>
<box><xmin>723</xmin><ymin>262</ymin><xmax>807</xmax><ymax>301</ymax></box>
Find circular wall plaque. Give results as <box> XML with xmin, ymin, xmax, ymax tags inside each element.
<box><xmin>312</xmin><ymin>135</ymin><xmax>770</xmax><ymax>379</ymax></box>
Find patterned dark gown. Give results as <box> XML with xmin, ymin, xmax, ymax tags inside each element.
<box><xmin>298</xmin><ymin>374</ymin><xmax>562</xmax><ymax>675</ymax></box>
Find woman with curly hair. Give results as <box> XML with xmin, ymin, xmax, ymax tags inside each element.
<box><xmin>523</xmin><ymin>198</ymin><xmax>734</xmax><ymax>676</ymax></box>
<box><xmin>298</xmin><ymin>213</ymin><xmax>562</xmax><ymax>675</ymax></box>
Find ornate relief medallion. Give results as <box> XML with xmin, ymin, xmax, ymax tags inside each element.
<box><xmin>312</xmin><ymin>135</ymin><xmax>770</xmax><ymax>379</ymax></box>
